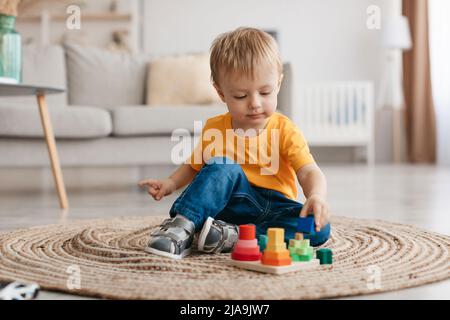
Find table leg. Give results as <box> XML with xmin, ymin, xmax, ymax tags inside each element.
<box><xmin>36</xmin><ymin>94</ymin><xmax>69</xmax><ymax>209</ymax></box>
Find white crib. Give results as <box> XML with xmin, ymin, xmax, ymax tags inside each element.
<box><xmin>296</xmin><ymin>82</ymin><xmax>375</xmax><ymax>165</ymax></box>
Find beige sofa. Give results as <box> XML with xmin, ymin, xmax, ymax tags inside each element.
<box><xmin>0</xmin><ymin>44</ymin><xmax>292</xmax><ymax>167</ymax></box>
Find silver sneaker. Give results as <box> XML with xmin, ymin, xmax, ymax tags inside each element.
<box><xmin>145</xmin><ymin>215</ymin><xmax>195</xmax><ymax>259</ymax></box>
<box><xmin>198</xmin><ymin>217</ymin><xmax>239</xmax><ymax>253</ymax></box>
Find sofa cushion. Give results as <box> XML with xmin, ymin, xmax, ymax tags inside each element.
<box><xmin>0</xmin><ymin>45</ymin><xmax>67</xmax><ymax>108</ymax></box>
<box><xmin>0</xmin><ymin>105</ymin><xmax>112</xmax><ymax>139</ymax></box>
<box><xmin>146</xmin><ymin>53</ymin><xmax>222</xmax><ymax>106</ymax></box>
<box><xmin>65</xmin><ymin>43</ymin><xmax>150</xmax><ymax>108</ymax></box>
<box><xmin>111</xmin><ymin>104</ymin><xmax>228</xmax><ymax>136</ymax></box>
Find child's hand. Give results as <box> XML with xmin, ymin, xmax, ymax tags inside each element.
<box><xmin>299</xmin><ymin>194</ymin><xmax>330</xmax><ymax>232</ymax></box>
<box><xmin>138</xmin><ymin>178</ymin><xmax>177</xmax><ymax>201</ymax></box>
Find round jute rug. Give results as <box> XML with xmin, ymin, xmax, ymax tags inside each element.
<box><xmin>0</xmin><ymin>216</ymin><xmax>449</xmax><ymax>300</ymax></box>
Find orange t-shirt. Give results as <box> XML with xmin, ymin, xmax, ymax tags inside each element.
<box><xmin>186</xmin><ymin>112</ymin><xmax>315</xmax><ymax>200</ymax></box>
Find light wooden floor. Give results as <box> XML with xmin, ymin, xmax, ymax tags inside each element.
<box><xmin>0</xmin><ymin>164</ymin><xmax>449</xmax><ymax>300</ymax></box>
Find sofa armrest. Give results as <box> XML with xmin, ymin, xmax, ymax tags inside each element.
<box><xmin>278</xmin><ymin>62</ymin><xmax>293</xmax><ymax>119</ymax></box>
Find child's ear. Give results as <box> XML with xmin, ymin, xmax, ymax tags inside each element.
<box><xmin>277</xmin><ymin>73</ymin><xmax>284</xmax><ymax>93</ymax></box>
<box><xmin>213</xmin><ymin>82</ymin><xmax>226</xmax><ymax>103</ymax></box>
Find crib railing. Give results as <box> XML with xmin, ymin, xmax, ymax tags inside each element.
<box><xmin>296</xmin><ymin>82</ymin><xmax>374</xmax><ymax>163</ymax></box>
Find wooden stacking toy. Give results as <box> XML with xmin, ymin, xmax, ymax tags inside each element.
<box><xmin>231</xmin><ymin>224</ymin><xmax>261</xmax><ymax>261</ymax></box>
<box><xmin>261</xmin><ymin>228</ymin><xmax>292</xmax><ymax>266</ymax></box>
<box><xmin>227</xmin><ymin>225</ymin><xmax>320</xmax><ymax>275</ymax></box>
<box><xmin>288</xmin><ymin>238</ymin><xmax>314</xmax><ymax>262</ymax></box>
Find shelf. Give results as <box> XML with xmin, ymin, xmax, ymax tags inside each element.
<box><xmin>17</xmin><ymin>12</ymin><xmax>132</xmax><ymax>22</ymax></box>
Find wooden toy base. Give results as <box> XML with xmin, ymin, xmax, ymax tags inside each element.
<box><xmin>227</xmin><ymin>258</ymin><xmax>320</xmax><ymax>274</ymax></box>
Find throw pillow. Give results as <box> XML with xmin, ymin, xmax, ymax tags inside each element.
<box><xmin>146</xmin><ymin>52</ymin><xmax>222</xmax><ymax>106</ymax></box>
<box><xmin>65</xmin><ymin>42</ymin><xmax>150</xmax><ymax>107</ymax></box>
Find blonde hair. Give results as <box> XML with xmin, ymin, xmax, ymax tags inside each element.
<box><xmin>210</xmin><ymin>27</ymin><xmax>283</xmax><ymax>85</ymax></box>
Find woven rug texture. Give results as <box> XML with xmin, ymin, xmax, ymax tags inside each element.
<box><xmin>0</xmin><ymin>216</ymin><xmax>449</xmax><ymax>299</ymax></box>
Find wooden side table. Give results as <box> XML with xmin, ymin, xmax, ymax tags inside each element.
<box><xmin>0</xmin><ymin>83</ymin><xmax>68</xmax><ymax>209</ymax></box>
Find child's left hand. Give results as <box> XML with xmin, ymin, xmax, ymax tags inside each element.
<box><xmin>299</xmin><ymin>194</ymin><xmax>330</xmax><ymax>232</ymax></box>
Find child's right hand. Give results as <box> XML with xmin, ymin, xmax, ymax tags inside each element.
<box><xmin>138</xmin><ymin>178</ymin><xmax>177</xmax><ymax>201</ymax></box>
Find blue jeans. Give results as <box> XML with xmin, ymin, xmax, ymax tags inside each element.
<box><xmin>169</xmin><ymin>156</ymin><xmax>331</xmax><ymax>247</ymax></box>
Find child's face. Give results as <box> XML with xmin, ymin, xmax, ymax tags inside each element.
<box><xmin>214</xmin><ymin>63</ymin><xmax>283</xmax><ymax>129</ymax></box>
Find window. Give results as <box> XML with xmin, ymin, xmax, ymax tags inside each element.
<box><xmin>429</xmin><ymin>0</ymin><xmax>450</xmax><ymax>165</ymax></box>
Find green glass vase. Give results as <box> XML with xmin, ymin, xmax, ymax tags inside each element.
<box><xmin>0</xmin><ymin>14</ymin><xmax>21</xmax><ymax>83</ymax></box>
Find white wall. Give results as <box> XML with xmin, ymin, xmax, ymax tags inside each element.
<box><xmin>144</xmin><ymin>0</ymin><xmax>386</xmax><ymax>80</ymax></box>
<box><xmin>143</xmin><ymin>0</ymin><xmax>394</xmax><ymax>162</ymax></box>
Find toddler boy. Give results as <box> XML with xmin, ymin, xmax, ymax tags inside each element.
<box><xmin>139</xmin><ymin>27</ymin><xmax>330</xmax><ymax>259</ymax></box>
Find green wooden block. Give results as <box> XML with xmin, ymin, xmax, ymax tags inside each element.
<box><xmin>296</xmin><ymin>247</ymin><xmax>308</xmax><ymax>256</ymax></box>
<box><xmin>298</xmin><ymin>255</ymin><xmax>311</xmax><ymax>262</ymax></box>
<box><xmin>258</xmin><ymin>235</ymin><xmax>268</xmax><ymax>251</ymax></box>
<box><xmin>299</xmin><ymin>239</ymin><xmax>310</xmax><ymax>248</ymax></box>
<box><xmin>289</xmin><ymin>239</ymin><xmax>302</xmax><ymax>248</ymax></box>
<box><xmin>289</xmin><ymin>247</ymin><xmax>297</xmax><ymax>255</ymax></box>
<box><xmin>259</xmin><ymin>235</ymin><xmax>268</xmax><ymax>244</ymax></box>
<box><xmin>316</xmin><ymin>248</ymin><xmax>331</xmax><ymax>255</ymax></box>
<box><xmin>316</xmin><ymin>248</ymin><xmax>333</xmax><ymax>265</ymax></box>
<box><xmin>319</xmin><ymin>258</ymin><xmax>332</xmax><ymax>265</ymax></box>
<box><xmin>324</xmin><ymin>255</ymin><xmax>333</xmax><ymax>264</ymax></box>
<box><xmin>291</xmin><ymin>254</ymin><xmax>301</xmax><ymax>261</ymax></box>
<box><xmin>307</xmin><ymin>247</ymin><xmax>314</xmax><ymax>256</ymax></box>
